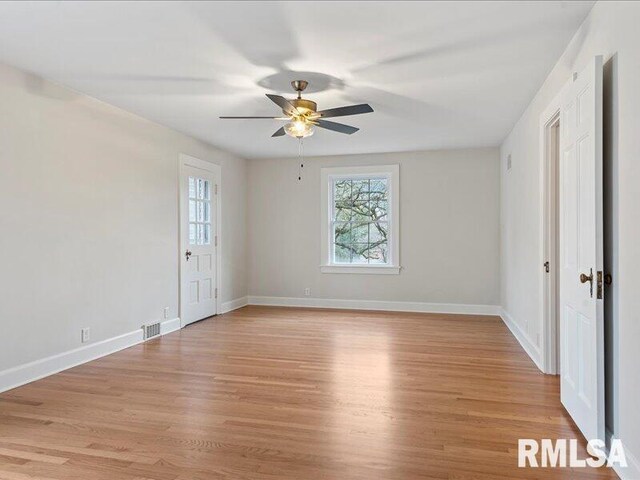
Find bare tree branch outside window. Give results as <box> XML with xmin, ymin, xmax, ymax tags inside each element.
<box><xmin>332</xmin><ymin>177</ymin><xmax>389</xmax><ymax>264</ymax></box>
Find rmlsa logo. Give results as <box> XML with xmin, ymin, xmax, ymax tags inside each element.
<box><xmin>518</xmin><ymin>439</ymin><xmax>627</xmax><ymax>468</ymax></box>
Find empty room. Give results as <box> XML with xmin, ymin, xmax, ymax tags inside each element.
<box><xmin>1</xmin><ymin>1</ymin><xmax>639</xmax><ymax>478</ymax></box>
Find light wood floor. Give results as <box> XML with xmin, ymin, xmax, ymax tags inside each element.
<box><xmin>0</xmin><ymin>307</ymin><xmax>617</xmax><ymax>479</ymax></box>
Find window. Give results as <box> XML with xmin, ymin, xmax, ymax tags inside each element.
<box><xmin>320</xmin><ymin>165</ymin><xmax>400</xmax><ymax>274</ymax></box>
<box><xmin>188</xmin><ymin>176</ymin><xmax>212</xmax><ymax>245</ymax></box>
<box><xmin>332</xmin><ymin>177</ymin><xmax>389</xmax><ymax>264</ymax></box>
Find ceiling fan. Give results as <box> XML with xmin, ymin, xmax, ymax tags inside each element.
<box><xmin>220</xmin><ymin>80</ymin><xmax>374</xmax><ymax>138</ymax></box>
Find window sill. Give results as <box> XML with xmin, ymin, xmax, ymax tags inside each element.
<box><xmin>320</xmin><ymin>265</ymin><xmax>401</xmax><ymax>275</ymax></box>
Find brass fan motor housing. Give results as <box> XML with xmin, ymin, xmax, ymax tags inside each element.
<box><xmin>284</xmin><ymin>79</ymin><xmax>317</xmax><ymax>115</ymax></box>
<box><xmin>287</xmin><ymin>98</ymin><xmax>317</xmax><ymax>116</ymax></box>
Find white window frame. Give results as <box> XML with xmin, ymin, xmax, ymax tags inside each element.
<box><xmin>320</xmin><ymin>164</ymin><xmax>400</xmax><ymax>275</ymax></box>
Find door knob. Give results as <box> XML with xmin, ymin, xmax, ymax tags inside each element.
<box><xmin>580</xmin><ymin>268</ymin><xmax>593</xmax><ymax>297</ymax></box>
<box><xmin>579</xmin><ymin>272</ymin><xmax>592</xmax><ymax>284</ymax></box>
<box><xmin>185</xmin><ymin>250</ymin><xmax>192</xmax><ymax>261</ymax></box>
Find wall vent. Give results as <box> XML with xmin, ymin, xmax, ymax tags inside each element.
<box><xmin>142</xmin><ymin>322</ymin><xmax>161</xmax><ymax>340</ymax></box>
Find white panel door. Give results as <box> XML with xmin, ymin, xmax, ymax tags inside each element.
<box><xmin>558</xmin><ymin>56</ymin><xmax>604</xmax><ymax>441</ymax></box>
<box><xmin>180</xmin><ymin>164</ymin><xmax>217</xmax><ymax>326</ymax></box>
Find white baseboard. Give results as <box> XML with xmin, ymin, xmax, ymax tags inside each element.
<box><xmin>0</xmin><ymin>318</ymin><xmax>181</xmax><ymax>394</ymax></box>
<box><xmin>221</xmin><ymin>296</ymin><xmax>249</xmax><ymax>314</ymax></box>
<box><xmin>613</xmin><ymin>437</ymin><xmax>640</xmax><ymax>480</ymax></box>
<box><xmin>247</xmin><ymin>295</ymin><xmax>501</xmax><ymax>316</ymax></box>
<box><xmin>160</xmin><ymin>317</ymin><xmax>181</xmax><ymax>335</ymax></box>
<box><xmin>500</xmin><ymin>308</ymin><xmax>543</xmax><ymax>371</ymax></box>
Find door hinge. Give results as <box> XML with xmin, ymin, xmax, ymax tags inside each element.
<box><xmin>597</xmin><ymin>270</ymin><xmax>603</xmax><ymax>299</ymax></box>
<box><xmin>215</xmin><ymin>288</ymin><xmax>218</xmax><ymax>299</ymax></box>
<box><xmin>214</xmin><ymin>184</ymin><xmax>218</xmax><ymax>195</ymax></box>
<box><xmin>214</xmin><ymin>235</ymin><xmax>218</xmax><ymax>247</ymax></box>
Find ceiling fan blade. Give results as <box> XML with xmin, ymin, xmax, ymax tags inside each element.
<box><xmin>271</xmin><ymin>127</ymin><xmax>286</xmax><ymax>137</ymax></box>
<box><xmin>266</xmin><ymin>94</ymin><xmax>300</xmax><ymax>116</ymax></box>
<box><xmin>314</xmin><ymin>119</ymin><xmax>359</xmax><ymax>135</ymax></box>
<box><xmin>316</xmin><ymin>103</ymin><xmax>373</xmax><ymax>118</ymax></box>
<box><xmin>220</xmin><ymin>116</ymin><xmax>281</xmax><ymax>119</ymax></box>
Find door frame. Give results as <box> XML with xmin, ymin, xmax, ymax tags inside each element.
<box><xmin>539</xmin><ymin>92</ymin><xmax>562</xmax><ymax>375</ymax></box>
<box><xmin>178</xmin><ymin>153</ymin><xmax>222</xmax><ymax>326</ymax></box>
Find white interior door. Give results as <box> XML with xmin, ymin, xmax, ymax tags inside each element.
<box><xmin>180</xmin><ymin>163</ymin><xmax>218</xmax><ymax>326</ymax></box>
<box><xmin>558</xmin><ymin>56</ymin><xmax>604</xmax><ymax>441</ymax></box>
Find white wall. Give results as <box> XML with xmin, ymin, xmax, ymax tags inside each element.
<box><xmin>248</xmin><ymin>148</ymin><xmax>500</xmax><ymax>308</ymax></box>
<box><xmin>0</xmin><ymin>62</ymin><xmax>248</xmax><ymax>372</ymax></box>
<box><xmin>500</xmin><ymin>0</ymin><xmax>639</xmax><ymax>472</ymax></box>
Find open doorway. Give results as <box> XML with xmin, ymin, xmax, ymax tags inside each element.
<box><xmin>542</xmin><ymin>113</ymin><xmax>560</xmax><ymax>375</ymax></box>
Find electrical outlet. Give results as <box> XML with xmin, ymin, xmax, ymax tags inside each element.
<box><xmin>304</xmin><ymin>288</ymin><xmax>311</xmax><ymax>296</ymax></box>
<box><xmin>163</xmin><ymin>307</ymin><xmax>169</xmax><ymax>320</ymax></box>
<box><xmin>81</xmin><ymin>327</ymin><xmax>90</xmax><ymax>343</ymax></box>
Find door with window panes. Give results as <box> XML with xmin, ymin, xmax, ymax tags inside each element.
<box><xmin>180</xmin><ymin>164</ymin><xmax>217</xmax><ymax>326</ymax></box>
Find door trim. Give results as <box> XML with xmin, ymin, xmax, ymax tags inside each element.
<box><xmin>179</xmin><ymin>153</ymin><xmax>222</xmax><ymax>326</ymax></box>
<box><xmin>539</xmin><ymin>92</ymin><xmax>562</xmax><ymax>375</ymax></box>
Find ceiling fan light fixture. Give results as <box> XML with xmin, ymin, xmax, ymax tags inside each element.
<box><xmin>284</xmin><ymin>119</ymin><xmax>314</xmax><ymax>138</ymax></box>
<box><xmin>219</xmin><ymin>80</ymin><xmax>373</xmax><ymax>139</ymax></box>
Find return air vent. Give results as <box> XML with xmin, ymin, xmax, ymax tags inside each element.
<box><xmin>142</xmin><ymin>322</ymin><xmax>161</xmax><ymax>340</ymax></box>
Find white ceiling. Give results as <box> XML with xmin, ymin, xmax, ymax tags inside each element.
<box><xmin>0</xmin><ymin>1</ymin><xmax>593</xmax><ymax>159</ymax></box>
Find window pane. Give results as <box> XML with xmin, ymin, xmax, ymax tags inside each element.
<box><xmin>203</xmin><ymin>224</ymin><xmax>211</xmax><ymax>245</ymax></box>
<box><xmin>189</xmin><ymin>177</ymin><xmax>196</xmax><ymax>198</ymax></box>
<box><xmin>196</xmin><ymin>224</ymin><xmax>204</xmax><ymax>245</ymax></box>
<box><xmin>189</xmin><ymin>200</ymin><xmax>196</xmax><ymax>222</ymax></box>
<box><xmin>351</xmin><ymin>223</ymin><xmax>368</xmax><ymax>243</ymax></box>
<box><xmin>370</xmin><ymin>178</ymin><xmax>387</xmax><ymax>192</ymax></box>
<box><xmin>333</xmin><ymin>222</ymin><xmax>351</xmax><ymax>245</ymax></box>
<box><xmin>197</xmin><ymin>178</ymin><xmax>210</xmax><ymax>200</ymax></box>
<box><xmin>350</xmin><ymin>244</ymin><xmax>369</xmax><ymax>264</ymax></box>
<box><xmin>367</xmin><ymin>243</ymin><xmax>388</xmax><ymax>264</ymax></box>
<box><xmin>352</xmin><ymin>179</ymin><xmax>369</xmax><ymax>194</ymax></box>
<box><xmin>370</xmin><ymin>190</ymin><xmax>387</xmax><ymax>202</ymax></box>
<box><xmin>334</xmin><ymin>204</ymin><xmax>352</xmax><ymax>222</ymax></box>
<box><xmin>372</xmin><ymin>200</ymin><xmax>388</xmax><ymax>221</ymax></box>
<box><xmin>196</xmin><ymin>201</ymin><xmax>204</xmax><ymax>222</ymax></box>
<box><xmin>189</xmin><ymin>223</ymin><xmax>196</xmax><ymax>245</ymax></box>
<box><xmin>334</xmin><ymin>245</ymin><xmax>352</xmax><ymax>263</ymax></box>
<box><xmin>205</xmin><ymin>202</ymin><xmax>211</xmax><ymax>222</ymax></box>
<box><xmin>334</xmin><ymin>180</ymin><xmax>351</xmax><ymax>202</ymax></box>
<box><xmin>351</xmin><ymin>202</ymin><xmax>371</xmax><ymax>223</ymax></box>
<box><xmin>369</xmin><ymin>222</ymin><xmax>388</xmax><ymax>243</ymax></box>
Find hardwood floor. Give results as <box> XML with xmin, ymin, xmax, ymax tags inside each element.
<box><xmin>0</xmin><ymin>306</ymin><xmax>617</xmax><ymax>479</ymax></box>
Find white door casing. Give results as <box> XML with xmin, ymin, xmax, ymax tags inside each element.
<box><xmin>558</xmin><ymin>56</ymin><xmax>604</xmax><ymax>441</ymax></box>
<box><xmin>179</xmin><ymin>155</ymin><xmax>220</xmax><ymax>326</ymax></box>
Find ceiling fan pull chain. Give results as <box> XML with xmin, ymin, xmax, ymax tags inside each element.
<box><xmin>298</xmin><ymin>137</ymin><xmax>304</xmax><ymax>181</ymax></box>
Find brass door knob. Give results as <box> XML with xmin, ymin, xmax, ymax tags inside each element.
<box><xmin>580</xmin><ymin>272</ymin><xmax>593</xmax><ymax>284</ymax></box>
<box><xmin>580</xmin><ymin>268</ymin><xmax>594</xmax><ymax>297</ymax></box>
